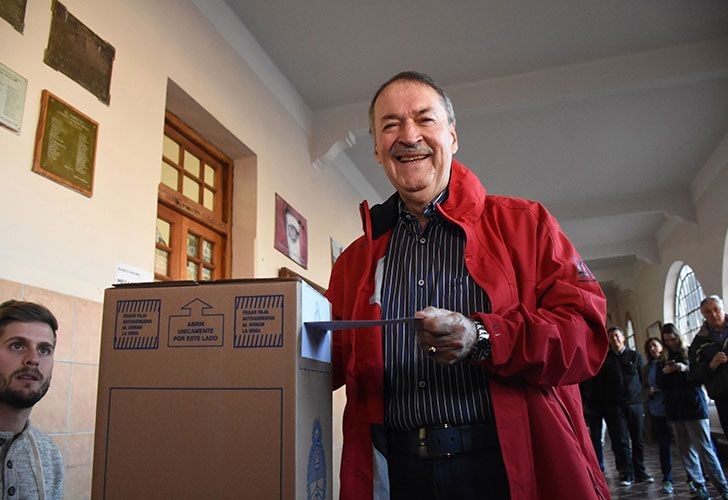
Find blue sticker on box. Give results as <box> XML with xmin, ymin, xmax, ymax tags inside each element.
<box><xmin>168</xmin><ymin>299</ymin><xmax>224</xmax><ymax>347</ymax></box>
<box><xmin>114</xmin><ymin>300</ymin><xmax>161</xmax><ymax>349</ymax></box>
<box><xmin>234</xmin><ymin>295</ymin><xmax>284</xmax><ymax>348</ymax></box>
<box><xmin>307</xmin><ymin>419</ymin><xmax>326</xmax><ymax>500</ymax></box>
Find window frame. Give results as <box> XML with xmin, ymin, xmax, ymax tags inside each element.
<box><xmin>156</xmin><ymin>111</ymin><xmax>233</xmax><ymax>280</ymax></box>
<box><xmin>675</xmin><ymin>264</ymin><xmax>705</xmax><ymax>343</ymax></box>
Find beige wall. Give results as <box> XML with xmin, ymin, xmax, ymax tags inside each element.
<box><xmin>0</xmin><ymin>0</ymin><xmax>364</xmax><ymax>302</ymax></box>
<box><xmin>1</xmin><ymin>0</ymin><xmax>365</xmax><ymax>498</ymax></box>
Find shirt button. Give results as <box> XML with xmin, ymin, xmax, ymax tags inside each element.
<box><xmin>418</xmin><ymin>380</ymin><xmax>426</xmax><ymax>389</ymax></box>
<box><xmin>6</xmin><ymin>460</ymin><xmax>11</xmax><ymax>469</ymax></box>
<box><xmin>8</xmin><ymin>486</ymin><xmax>15</xmax><ymax>496</ymax></box>
<box><xmin>417</xmin><ymin>279</ymin><xmax>425</xmax><ymax>287</ymax></box>
<box><xmin>419</xmin><ymin>237</ymin><xmax>426</xmax><ymax>244</ymax></box>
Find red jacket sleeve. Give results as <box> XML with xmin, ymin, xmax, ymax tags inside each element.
<box><xmin>478</xmin><ymin>208</ymin><xmax>608</xmax><ymax>386</ymax></box>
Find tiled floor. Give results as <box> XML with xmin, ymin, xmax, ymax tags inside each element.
<box><xmin>602</xmin><ymin>439</ymin><xmax>728</xmax><ymax>499</ymax></box>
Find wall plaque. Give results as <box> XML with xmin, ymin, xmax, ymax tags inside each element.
<box><xmin>0</xmin><ymin>62</ymin><xmax>27</xmax><ymax>132</ymax></box>
<box><xmin>44</xmin><ymin>1</ymin><xmax>115</xmax><ymax>104</ymax></box>
<box><xmin>32</xmin><ymin>90</ymin><xmax>98</xmax><ymax>197</ymax></box>
<box><xmin>0</xmin><ymin>0</ymin><xmax>27</xmax><ymax>33</ymax></box>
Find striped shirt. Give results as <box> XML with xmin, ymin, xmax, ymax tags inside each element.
<box><xmin>382</xmin><ymin>190</ymin><xmax>493</xmax><ymax>431</ymax></box>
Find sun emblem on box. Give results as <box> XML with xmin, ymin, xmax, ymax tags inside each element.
<box><xmin>307</xmin><ymin>419</ymin><xmax>326</xmax><ymax>500</ymax></box>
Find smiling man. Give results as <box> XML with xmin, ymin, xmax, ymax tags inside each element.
<box><xmin>326</xmin><ymin>71</ymin><xmax>609</xmax><ymax>500</ymax></box>
<box><xmin>0</xmin><ymin>300</ymin><xmax>64</xmax><ymax>500</ymax></box>
<box><xmin>689</xmin><ymin>295</ymin><xmax>728</xmax><ymax>437</ymax></box>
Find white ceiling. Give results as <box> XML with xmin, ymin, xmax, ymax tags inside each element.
<box><xmin>217</xmin><ymin>0</ymin><xmax>728</xmax><ymax>290</ymax></box>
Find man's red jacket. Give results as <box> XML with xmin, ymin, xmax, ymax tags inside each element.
<box><xmin>326</xmin><ymin>160</ymin><xmax>609</xmax><ymax>499</ymax></box>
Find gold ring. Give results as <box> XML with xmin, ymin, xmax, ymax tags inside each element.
<box><xmin>428</xmin><ymin>346</ymin><xmax>437</xmax><ymax>355</ymax></box>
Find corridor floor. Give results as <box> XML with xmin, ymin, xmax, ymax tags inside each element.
<box><xmin>602</xmin><ymin>439</ymin><xmax>728</xmax><ymax>499</ymax></box>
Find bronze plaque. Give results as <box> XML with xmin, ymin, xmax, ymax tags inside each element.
<box><xmin>44</xmin><ymin>1</ymin><xmax>115</xmax><ymax>104</ymax></box>
<box><xmin>0</xmin><ymin>0</ymin><xmax>26</xmax><ymax>33</ymax></box>
<box><xmin>32</xmin><ymin>90</ymin><xmax>98</xmax><ymax>197</ymax></box>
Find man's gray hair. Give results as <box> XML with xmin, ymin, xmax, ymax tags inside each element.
<box><xmin>701</xmin><ymin>295</ymin><xmax>724</xmax><ymax>309</ymax></box>
<box><xmin>367</xmin><ymin>71</ymin><xmax>456</xmax><ymax>136</ymax></box>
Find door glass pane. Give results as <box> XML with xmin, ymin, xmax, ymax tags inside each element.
<box><xmin>163</xmin><ymin>135</ymin><xmax>179</xmax><ymax>163</ymax></box>
<box><xmin>205</xmin><ymin>164</ymin><xmax>215</xmax><ymax>187</ymax></box>
<box><xmin>184</xmin><ymin>150</ymin><xmax>201</xmax><ymax>177</ymax></box>
<box><xmin>201</xmin><ymin>267</ymin><xmax>212</xmax><ymax>281</ymax></box>
<box><xmin>202</xmin><ymin>240</ymin><xmax>213</xmax><ymax>263</ymax></box>
<box><xmin>183</xmin><ymin>176</ymin><xmax>199</xmax><ymax>201</ymax></box>
<box><xmin>156</xmin><ymin>218</ymin><xmax>171</xmax><ymax>246</ymax></box>
<box><xmin>186</xmin><ymin>261</ymin><xmax>198</xmax><ymax>280</ymax></box>
<box><xmin>203</xmin><ymin>188</ymin><xmax>214</xmax><ymax>211</ymax></box>
<box><xmin>161</xmin><ymin>162</ymin><xmax>178</xmax><ymax>190</ymax></box>
<box><xmin>155</xmin><ymin>249</ymin><xmax>169</xmax><ymax>276</ymax></box>
<box><xmin>187</xmin><ymin>233</ymin><xmax>199</xmax><ymax>257</ymax></box>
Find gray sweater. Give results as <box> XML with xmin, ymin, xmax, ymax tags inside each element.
<box><xmin>0</xmin><ymin>424</ymin><xmax>63</xmax><ymax>500</ymax></box>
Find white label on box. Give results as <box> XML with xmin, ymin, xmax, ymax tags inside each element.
<box><xmin>301</xmin><ymin>282</ymin><xmax>331</xmax><ymax>362</ymax></box>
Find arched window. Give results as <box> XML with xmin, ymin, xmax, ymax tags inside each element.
<box><xmin>625</xmin><ymin>313</ymin><xmax>636</xmax><ymax>350</ymax></box>
<box><xmin>675</xmin><ymin>264</ymin><xmax>705</xmax><ymax>342</ymax></box>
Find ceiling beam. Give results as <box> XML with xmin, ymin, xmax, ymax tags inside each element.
<box><xmin>578</xmin><ymin>237</ymin><xmax>660</xmax><ymax>264</ymax></box>
<box><xmin>547</xmin><ymin>187</ymin><xmax>696</xmax><ymax>224</ymax></box>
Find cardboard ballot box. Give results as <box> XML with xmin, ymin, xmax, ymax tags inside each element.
<box><xmin>91</xmin><ymin>278</ymin><xmax>332</xmax><ymax>500</ymax></box>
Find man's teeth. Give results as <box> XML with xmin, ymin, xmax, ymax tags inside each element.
<box><xmin>398</xmin><ymin>155</ymin><xmax>428</xmax><ymax>162</ymax></box>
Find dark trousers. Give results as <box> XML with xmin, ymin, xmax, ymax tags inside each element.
<box><xmin>387</xmin><ymin>446</ymin><xmax>510</xmax><ymax>500</ymax></box>
<box><xmin>623</xmin><ymin>402</ymin><xmax>648</xmax><ymax>478</ymax></box>
<box><xmin>649</xmin><ymin>413</ymin><xmax>673</xmax><ymax>482</ymax></box>
<box><xmin>587</xmin><ymin>404</ymin><xmax>631</xmax><ymax>474</ymax></box>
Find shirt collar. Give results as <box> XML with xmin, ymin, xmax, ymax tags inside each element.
<box><xmin>397</xmin><ymin>187</ymin><xmax>449</xmax><ymax>222</ymax></box>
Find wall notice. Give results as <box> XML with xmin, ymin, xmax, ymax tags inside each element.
<box><xmin>0</xmin><ymin>63</ymin><xmax>27</xmax><ymax>132</ymax></box>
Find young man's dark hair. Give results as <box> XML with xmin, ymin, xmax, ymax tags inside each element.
<box><xmin>0</xmin><ymin>300</ymin><xmax>58</xmax><ymax>340</ymax></box>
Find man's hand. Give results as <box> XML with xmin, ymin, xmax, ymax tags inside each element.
<box><xmin>415</xmin><ymin>306</ymin><xmax>477</xmax><ymax>365</ymax></box>
<box><xmin>709</xmin><ymin>352</ymin><xmax>728</xmax><ymax>370</ymax></box>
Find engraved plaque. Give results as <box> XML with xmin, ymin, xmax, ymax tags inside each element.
<box><xmin>0</xmin><ymin>0</ymin><xmax>27</xmax><ymax>33</ymax></box>
<box><xmin>32</xmin><ymin>90</ymin><xmax>98</xmax><ymax>197</ymax></box>
<box><xmin>44</xmin><ymin>1</ymin><xmax>115</xmax><ymax>104</ymax></box>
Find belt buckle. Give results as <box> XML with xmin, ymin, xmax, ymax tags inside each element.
<box><xmin>417</xmin><ymin>424</ymin><xmax>455</xmax><ymax>459</ymax></box>
<box><xmin>417</xmin><ymin>428</ymin><xmax>428</xmax><ymax>458</ymax></box>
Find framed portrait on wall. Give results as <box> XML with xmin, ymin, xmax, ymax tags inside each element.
<box><xmin>274</xmin><ymin>194</ymin><xmax>308</xmax><ymax>269</ymax></box>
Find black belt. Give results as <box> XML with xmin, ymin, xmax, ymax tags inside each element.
<box><xmin>387</xmin><ymin>423</ymin><xmax>499</xmax><ymax>459</ymax></box>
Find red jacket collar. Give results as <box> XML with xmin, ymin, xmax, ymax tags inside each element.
<box><xmin>360</xmin><ymin>159</ymin><xmax>487</xmax><ymax>239</ymax></box>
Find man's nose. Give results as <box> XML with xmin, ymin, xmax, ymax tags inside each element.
<box><xmin>398</xmin><ymin>120</ymin><xmax>421</xmax><ymax>144</ymax></box>
<box><xmin>23</xmin><ymin>349</ymin><xmax>40</xmax><ymax>366</ymax></box>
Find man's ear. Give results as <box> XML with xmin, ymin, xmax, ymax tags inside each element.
<box><xmin>373</xmin><ymin>139</ymin><xmax>383</xmax><ymax>164</ymax></box>
<box><xmin>450</xmin><ymin>124</ymin><xmax>458</xmax><ymax>155</ymax></box>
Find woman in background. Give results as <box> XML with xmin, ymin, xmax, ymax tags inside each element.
<box><xmin>643</xmin><ymin>337</ymin><xmax>674</xmax><ymax>494</ymax></box>
<box><xmin>658</xmin><ymin>323</ymin><xmax>728</xmax><ymax>500</ymax></box>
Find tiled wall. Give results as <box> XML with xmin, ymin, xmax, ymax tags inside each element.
<box><xmin>0</xmin><ymin>278</ymin><xmax>100</xmax><ymax>499</ymax></box>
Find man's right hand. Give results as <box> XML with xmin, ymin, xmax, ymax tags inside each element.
<box><xmin>709</xmin><ymin>351</ymin><xmax>728</xmax><ymax>370</ymax></box>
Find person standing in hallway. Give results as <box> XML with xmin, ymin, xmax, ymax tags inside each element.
<box><xmin>0</xmin><ymin>300</ymin><xmax>64</xmax><ymax>499</ymax></box>
<box><xmin>643</xmin><ymin>337</ymin><xmax>674</xmax><ymax>494</ymax></box>
<box><xmin>689</xmin><ymin>295</ymin><xmax>728</xmax><ymax>437</ymax></box>
<box><xmin>326</xmin><ymin>70</ymin><xmax>610</xmax><ymax>500</ymax></box>
<box><xmin>609</xmin><ymin>326</ymin><xmax>654</xmax><ymax>485</ymax></box>
<box><xmin>660</xmin><ymin>323</ymin><xmax>728</xmax><ymax>500</ymax></box>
